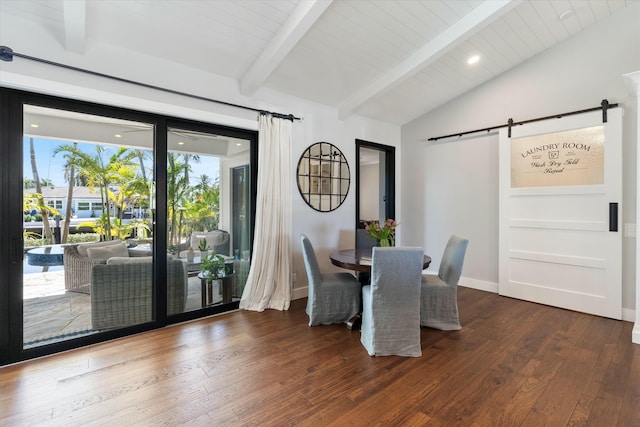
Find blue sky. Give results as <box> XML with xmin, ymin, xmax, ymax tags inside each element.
<box><xmin>23</xmin><ymin>137</ymin><xmax>220</xmax><ymax>187</ymax></box>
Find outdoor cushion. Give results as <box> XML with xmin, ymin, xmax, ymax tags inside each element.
<box><xmin>106</xmin><ymin>256</ymin><xmax>152</xmax><ymax>265</ymax></box>
<box><xmin>86</xmin><ymin>241</ymin><xmax>129</xmax><ymax>260</ymax></box>
<box><xmin>77</xmin><ymin>239</ymin><xmax>124</xmax><ymax>257</ymax></box>
<box><xmin>190</xmin><ymin>230</ymin><xmax>228</xmax><ymax>250</ymax></box>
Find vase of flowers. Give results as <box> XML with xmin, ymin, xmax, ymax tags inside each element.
<box><xmin>364</xmin><ymin>219</ymin><xmax>398</xmax><ymax>247</ymax></box>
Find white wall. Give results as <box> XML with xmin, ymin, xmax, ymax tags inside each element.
<box><xmin>0</xmin><ymin>12</ymin><xmax>401</xmax><ymax>301</ymax></box>
<box><xmin>402</xmin><ymin>4</ymin><xmax>640</xmax><ymax>318</ymax></box>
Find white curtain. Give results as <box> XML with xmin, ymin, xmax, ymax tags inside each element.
<box><xmin>239</xmin><ymin>114</ymin><xmax>292</xmax><ymax>311</ymax></box>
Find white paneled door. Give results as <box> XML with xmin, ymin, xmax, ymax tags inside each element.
<box><xmin>498</xmin><ymin>109</ymin><xmax>622</xmax><ymax>319</ymax></box>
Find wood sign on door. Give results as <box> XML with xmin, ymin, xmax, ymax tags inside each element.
<box><xmin>511</xmin><ymin>126</ymin><xmax>604</xmax><ymax>188</ymax></box>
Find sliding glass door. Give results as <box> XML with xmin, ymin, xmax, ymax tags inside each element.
<box><xmin>0</xmin><ymin>88</ymin><xmax>257</xmax><ymax>366</ymax></box>
<box><xmin>22</xmin><ymin>105</ymin><xmax>156</xmax><ymax>348</ymax></box>
<box><xmin>166</xmin><ymin>126</ymin><xmax>252</xmax><ymax>314</ymax></box>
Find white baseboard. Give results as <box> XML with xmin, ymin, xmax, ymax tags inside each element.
<box><xmin>633</xmin><ymin>324</ymin><xmax>640</xmax><ymax>344</ymax></box>
<box><xmin>458</xmin><ymin>277</ymin><xmax>637</xmax><ymax>328</ymax></box>
<box><xmin>292</xmin><ymin>286</ymin><xmax>308</xmax><ymax>301</ymax></box>
<box><xmin>622</xmin><ymin>307</ymin><xmax>636</xmax><ymax>323</ymax></box>
<box><xmin>459</xmin><ymin>277</ymin><xmax>498</xmax><ymax>293</ymax></box>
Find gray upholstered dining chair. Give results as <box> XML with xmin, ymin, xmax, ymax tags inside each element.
<box><xmin>356</xmin><ymin>228</ymin><xmax>378</xmax><ymax>249</ymax></box>
<box><xmin>300</xmin><ymin>234</ymin><xmax>361</xmax><ymax>326</ymax></box>
<box><xmin>360</xmin><ymin>247</ymin><xmax>424</xmax><ymax>357</ymax></box>
<box><xmin>420</xmin><ymin>235</ymin><xmax>469</xmax><ymax>330</ymax></box>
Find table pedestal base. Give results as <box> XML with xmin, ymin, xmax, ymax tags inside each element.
<box><xmin>346</xmin><ymin>314</ymin><xmax>361</xmax><ymax>331</ymax></box>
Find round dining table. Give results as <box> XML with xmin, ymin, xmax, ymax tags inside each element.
<box><xmin>328</xmin><ymin>248</ymin><xmax>431</xmax><ymax>330</ymax></box>
<box><xmin>329</xmin><ymin>248</ymin><xmax>431</xmax><ymax>272</ymax></box>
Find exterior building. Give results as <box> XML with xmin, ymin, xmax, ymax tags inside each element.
<box><xmin>24</xmin><ymin>186</ymin><xmax>102</xmax><ymax>219</ymax></box>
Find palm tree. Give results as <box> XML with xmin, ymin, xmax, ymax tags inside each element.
<box><xmin>39</xmin><ymin>178</ymin><xmax>54</xmax><ymax>187</ymax></box>
<box><xmin>194</xmin><ymin>174</ymin><xmax>211</xmax><ymax>193</ymax></box>
<box><xmin>183</xmin><ymin>187</ymin><xmax>219</xmax><ymax>232</ymax></box>
<box><xmin>167</xmin><ymin>153</ymin><xmax>191</xmax><ymax>246</ymax></box>
<box><xmin>57</xmin><ymin>142</ymin><xmax>78</xmax><ymax>243</ymax></box>
<box><xmin>182</xmin><ymin>153</ymin><xmax>200</xmax><ymax>187</ymax></box>
<box><xmin>29</xmin><ymin>138</ymin><xmax>54</xmax><ymax>244</ymax></box>
<box><xmin>54</xmin><ymin>144</ymin><xmax>137</xmax><ymax>240</ymax></box>
<box><xmin>132</xmin><ymin>149</ymin><xmax>151</xmax><ymax>184</ymax></box>
<box><xmin>23</xmin><ymin>193</ymin><xmax>59</xmax><ymax>243</ymax></box>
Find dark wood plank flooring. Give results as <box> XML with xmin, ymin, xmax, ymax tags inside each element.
<box><xmin>1</xmin><ymin>287</ymin><xmax>639</xmax><ymax>426</ymax></box>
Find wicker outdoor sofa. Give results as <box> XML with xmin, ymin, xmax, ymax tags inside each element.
<box><xmin>91</xmin><ymin>257</ymin><xmax>188</xmax><ymax>330</ymax></box>
<box><xmin>63</xmin><ymin>241</ymin><xmax>152</xmax><ymax>294</ymax></box>
<box><xmin>63</xmin><ymin>240</ymin><xmax>188</xmax><ymax>330</ymax></box>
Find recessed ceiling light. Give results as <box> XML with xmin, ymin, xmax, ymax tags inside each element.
<box><xmin>559</xmin><ymin>9</ymin><xmax>574</xmax><ymax>20</ymax></box>
<box><xmin>114</xmin><ymin>134</ymin><xmax>122</xmax><ymax>138</ymax></box>
<box><xmin>236</xmin><ymin>143</ymin><xmax>242</xmax><ymax>147</ymax></box>
<box><xmin>30</xmin><ymin>123</ymin><xmax>39</xmax><ymax>128</ymax></box>
<box><xmin>467</xmin><ymin>55</ymin><xmax>480</xmax><ymax>65</ymax></box>
<box><xmin>178</xmin><ymin>141</ymin><xmax>184</xmax><ymax>145</ymax></box>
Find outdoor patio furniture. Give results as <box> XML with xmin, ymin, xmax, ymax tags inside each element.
<box><xmin>91</xmin><ymin>257</ymin><xmax>188</xmax><ymax>330</ymax></box>
<box><xmin>178</xmin><ymin>229</ymin><xmax>230</xmax><ymax>257</ymax></box>
<box><xmin>64</xmin><ymin>240</ymin><xmax>152</xmax><ymax>294</ymax></box>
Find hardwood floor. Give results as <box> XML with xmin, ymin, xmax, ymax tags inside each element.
<box><xmin>1</xmin><ymin>287</ymin><xmax>638</xmax><ymax>426</ymax></box>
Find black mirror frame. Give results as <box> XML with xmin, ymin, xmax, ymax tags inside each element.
<box><xmin>296</xmin><ymin>142</ymin><xmax>350</xmax><ymax>212</ymax></box>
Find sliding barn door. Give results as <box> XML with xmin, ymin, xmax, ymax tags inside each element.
<box><xmin>498</xmin><ymin>109</ymin><xmax>622</xmax><ymax>319</ymax></box>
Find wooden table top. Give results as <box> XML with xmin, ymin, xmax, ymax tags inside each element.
<box><xmin>329</xmin><ymin>248</ymin><xmax>431</xmax><ymax>272</ymax></box>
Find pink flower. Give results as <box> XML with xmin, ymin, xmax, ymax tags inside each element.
<box><xmin>364</xmin><ymin>219</ymin><xmax>398</xmax><ymax>244</ymax></box>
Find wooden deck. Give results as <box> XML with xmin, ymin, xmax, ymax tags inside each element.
<box><xmin>1</xmin><ymin>287</ymin><xmax>638</xmax><ymax>426</ymax></box>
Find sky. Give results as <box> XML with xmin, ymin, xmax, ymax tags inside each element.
<box><xmin>23</xmin><ymin>137</ymin><xmax>220</xmax><ymax>187</ymax></box>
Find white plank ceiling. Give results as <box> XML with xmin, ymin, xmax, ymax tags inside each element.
<box><xmin>0</xmin><ymin>0</ymin><xmax>636</xmax><ymax>125</ymax></box>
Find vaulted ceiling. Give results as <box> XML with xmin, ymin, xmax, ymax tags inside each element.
<box><xmin>0</xmin><ymin>0</ymin><xmax>636</xmax><ymax>125</ymax></box>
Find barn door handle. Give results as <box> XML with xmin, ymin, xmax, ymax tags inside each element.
<box><xmin>609</xmin><ymin>203</ymin><xmax>618</xmax><ymax>232</ymax></box>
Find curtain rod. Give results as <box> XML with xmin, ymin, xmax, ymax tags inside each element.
<box><xmin>0</xmin><ymin>45</ymin><xmax>301</xmax><ymax>122</ymax></box>
<box><xmin>427</xmin><ymin>99</ymin><xmax>618</xmax><ymax>142</ymax></box>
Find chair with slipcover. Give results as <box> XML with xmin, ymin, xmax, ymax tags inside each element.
<box><xmin>360</xmin><ymin>246</ymin><xmax>424</xmax><ymax>357</ymax></box>
<box><xmin>300</xmin><ymin>234</ymin><xmax>361</xmax><ymax>326</ymax></box>
<box><xmin>420</xmin><ymin>235</ymin><xmax>469</xmax><ymax>330</ymax></box>
<box><xmin>356</xmin><ymin>228</ymin><xmax>378</xmax><ymax>250</ymax></box>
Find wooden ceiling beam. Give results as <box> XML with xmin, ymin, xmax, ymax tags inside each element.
<box><xmin>337</xmin><ymin>0</ymin><xmax>521</xmax><ymax>121</ymax></box>
<box><xmin>240</xmin><ymin>0</ymin><xmax>332</xmax><ymax>96</ymax></box>
<box><xmin>62</xmin><ymin>0</ymin><xmax>86</xmax><ymax>54</ymax></box>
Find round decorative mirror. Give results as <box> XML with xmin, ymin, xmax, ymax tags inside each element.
<box><xmin>297</xmin><ymin>142</ymin><xmax>350</xmax><ymax>212</ymax></box>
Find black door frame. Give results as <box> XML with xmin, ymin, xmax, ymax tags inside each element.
<box><xmin>355</xmin><ymin>139</ymin><xmax>395</xmax><ymax>228</ymax></box>
<box><xmin>0</xmin><ymin>87</ymin><xmax>257</xmax><ymax>366</ymax></box>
